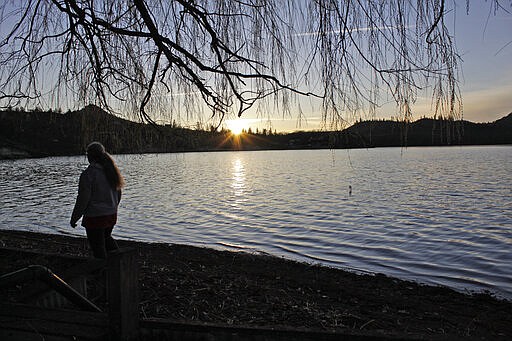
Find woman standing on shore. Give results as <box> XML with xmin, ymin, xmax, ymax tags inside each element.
<box><xmin>70</xmin><ymin>142</ymin><xmax>124</xmax><ymax>259</ymax></box>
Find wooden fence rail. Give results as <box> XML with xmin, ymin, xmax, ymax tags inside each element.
<box><xmin>0</xmin><ymin>247</ymin><xmax>138</xmax><ymax>340</ymax></box>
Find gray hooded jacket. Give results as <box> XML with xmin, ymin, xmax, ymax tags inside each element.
<box><xmin>71</xmin><ymin>162</ymin><xmax>121</xmax><ymax>224</ymax></box>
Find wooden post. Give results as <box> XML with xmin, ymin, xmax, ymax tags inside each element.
<box><xmin>107</xmin><ymin>248</ymin><xmax>139</xmax><ymax>340</ymax></box>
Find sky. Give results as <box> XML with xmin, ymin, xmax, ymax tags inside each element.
<box><xmin>452</xmin><ymin>1</ymin><xmax>512</xmax><ymax>122</ymax></box>
<box><xmin>227</xmin><ymin>1</ymin><xmax>512</xmax><ymax>133</ymax></box>
<box><xmin>1</xmin><ymin>2</ymin><xmax>511</xmax><ymax>133</ymax></box>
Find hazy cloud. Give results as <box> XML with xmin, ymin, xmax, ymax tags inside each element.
<box><xmin>294</xmin><ymin>25</ymin><xmax>412</xmax><ymax>37</ymax></box>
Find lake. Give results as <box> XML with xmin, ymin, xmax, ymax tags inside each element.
<box><xmin>1</xmin><ymin>146</ymin><xmax>511</xmax><ymax>298</ymax></box>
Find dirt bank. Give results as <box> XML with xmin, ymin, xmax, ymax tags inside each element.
<box><xmin>0</xmin><ymin>230</ymin><xmax>510</xmax><ymax>340</ymax></box>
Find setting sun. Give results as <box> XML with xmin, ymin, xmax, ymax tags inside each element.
<box><xmin>226</xmin><ymin>119</ymin><xmax>249</xmax><ymax>135</ymax></box>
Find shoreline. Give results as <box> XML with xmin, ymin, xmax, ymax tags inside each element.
<box><xmin>1</xmin><ymin>229</ymin><xmax>511</xmax><ymax>339</ymax></box>
<box><xmin>4</xmin><ymin>226</ymin><xmax>510</xmax><ymax>300</ymax></box>
<box><xmin>1</xmin><ymin>143</ymin><xmax>511</xmax><ymax>161</ymax></box>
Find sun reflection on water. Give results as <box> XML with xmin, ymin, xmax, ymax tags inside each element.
<box><xmin>231</xmin><ymin>157</ymin><xmax>246</xmax><ymax>201</ymax></box>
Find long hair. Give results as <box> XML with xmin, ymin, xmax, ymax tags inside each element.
<box><xmin>86</xmin><ymin>142</ymin><xmax>125</xmax><ymax>190</ymax></box>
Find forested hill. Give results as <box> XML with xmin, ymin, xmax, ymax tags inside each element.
<box><xmin>331</xmin><ymin>113</ymin><xmax>512</xmax><ymax>148</ymax></box>
<box><xmin>0</xmin><ymin>105</ymin><xmax>235</xmax><ymax>158</ymax></box>
<box><xmin>0</xmin><ymin>105</ymin><xmax>511</xmax><ymax>159</ymax></box>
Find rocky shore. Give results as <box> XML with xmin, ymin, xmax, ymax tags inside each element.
<box><xmin>1</xmin><ymin>229</ymin><xmax>511</xmax><ymax>340</ymax></box>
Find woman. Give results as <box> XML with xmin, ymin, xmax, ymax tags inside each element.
<box><xmin>70</xmin><ymin>142</ymin><xmax>125</xmax><ymax>259</ymax></box>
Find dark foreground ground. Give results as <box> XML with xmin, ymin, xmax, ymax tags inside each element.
<box><xmin>0</xmin><ymin>230</ymin><xmax>510</xmax><ymax>340</ymax></box>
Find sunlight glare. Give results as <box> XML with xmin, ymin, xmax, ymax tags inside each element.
<box><xmin>226</xmin><ymin>119</ymin><xmax>248</xmax><ymax>135</ymax></box>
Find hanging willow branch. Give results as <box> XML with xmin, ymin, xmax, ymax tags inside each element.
<box><xmin>0</xmin><ymin>0</ymin><xmax>504</xmax><ymax>126</ymax></box>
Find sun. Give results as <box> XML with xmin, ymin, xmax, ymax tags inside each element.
<box><xmin>226</xmin><ymin>119</ymin><xmax>248</xmax><ymax>135</ymax></box>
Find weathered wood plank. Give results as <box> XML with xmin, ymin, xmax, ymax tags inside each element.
<box><xmin>0</xmin><ymin>302</ymin><xmax>108</xmax><ymax>325</ymax></box>
<box><xmin>139</xmin><ymin>318</ymin><xmax>398</xmax><ymax>341</ymax></box>
<box><xmin>0</xmin><ymin>329</ymin><xmax>72</xmax><ymax>341</ymax></box>
<box><xmin>108</xmin><ymin>247</ymin><xmax>139</xmax><ymax>340</ymax></box>
<box><xmin>0</xmin><ymin>303</ymin><xmax>108</xmax><ymax>340</ymax></box>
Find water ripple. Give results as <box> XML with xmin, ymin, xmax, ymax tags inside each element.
<box><xmin>1</xmin><ymin>146</ymin><xmax>511</xmax><ymax>298</ymax></box>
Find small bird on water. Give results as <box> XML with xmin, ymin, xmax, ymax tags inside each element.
<box><xmin>349</xmin><ymin>185</ymin><xmax>352</xmax><ymax>196</ymax></box>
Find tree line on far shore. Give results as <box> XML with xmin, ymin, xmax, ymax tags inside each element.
<box><xmin>0</xmin><ymin>105</ymin><xmax>510</xmax><ymax>159</ymax></box>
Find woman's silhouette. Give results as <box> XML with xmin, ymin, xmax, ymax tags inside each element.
<box><xmin>70</xmin><ymin>142</ymin><xmax>124</xmax><ymax>258</ymax></box>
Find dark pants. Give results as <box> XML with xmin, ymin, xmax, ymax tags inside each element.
<box><xmin>85</xmin><ymin>226</ymin><xmax>119</xmax><ymax>259</ymax></box>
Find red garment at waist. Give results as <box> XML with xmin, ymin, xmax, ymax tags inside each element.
<box><xmin>82</xmin><ymin>213</ymin><xmax>117</xmax><ymax>228</ymax></box>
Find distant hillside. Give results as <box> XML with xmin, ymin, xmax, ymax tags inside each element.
<box><xmin>0</xmin><ymin>105</ymin><xmax>234</xmax><ymax>158</ymax></box>
<box><xmin>0</xmin><ymin>106</ymin><xmax>511</xmax><ymax>159</ymax></box>
<box><xmin>258</xmin><ymin>114</ymin><xmax>512</xmax><ymax>150</ymax></box>
<box><xmin>330</xmin><ymin>114</ymin><xmax>512</xmax><ymax>148</ymax></box>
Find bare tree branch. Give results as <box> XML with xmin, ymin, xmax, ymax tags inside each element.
<box><xmin>0</xmin><ymin>0</ymin><xmax>507</xmax><ymax>126</ymax></box>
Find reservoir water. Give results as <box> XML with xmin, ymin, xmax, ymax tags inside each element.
<box><xmin>1</xmin><ymin>146</ymin><xmax>511</xmax><ymax>298</ymax></box>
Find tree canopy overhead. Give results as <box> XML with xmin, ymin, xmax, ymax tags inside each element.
<box><xmin>0</xmin><ymin>1</ymin><xmax>506</xmax><ymax>128</ymax></box>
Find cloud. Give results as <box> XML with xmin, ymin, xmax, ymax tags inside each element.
<box><xmin>294</xmin><ymin>25</ymin><xmax>412</xmax><ymax>38</ymax></box>
<box><xmin>167</xmin><ymin>90</ymin><xmax>202</xmax><ymax>97</ymax></box>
